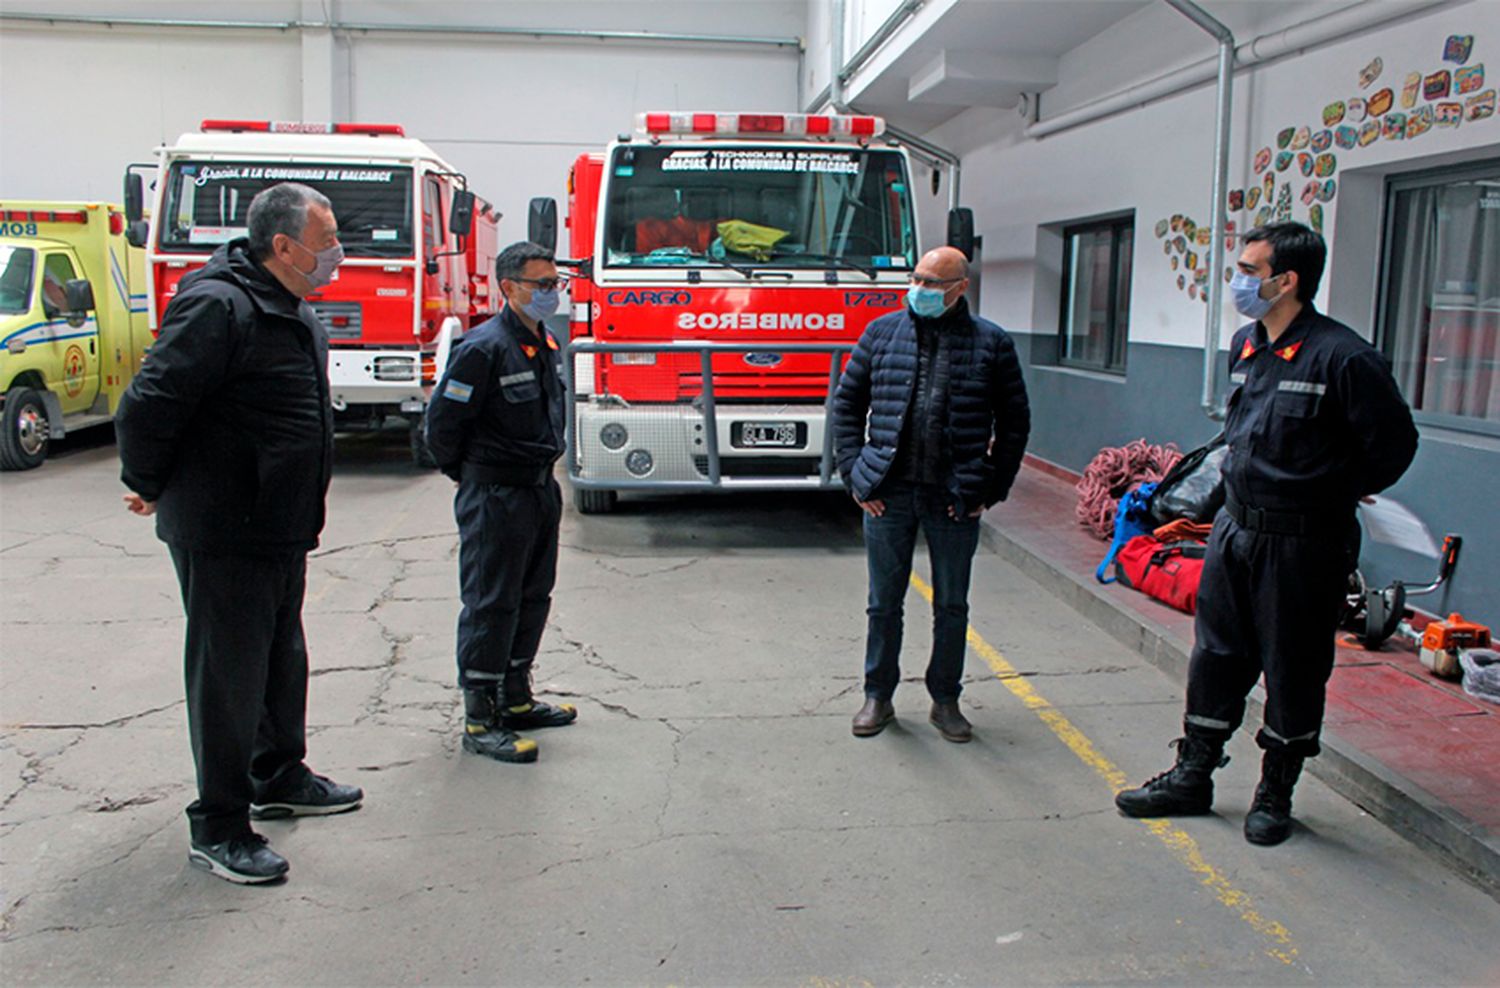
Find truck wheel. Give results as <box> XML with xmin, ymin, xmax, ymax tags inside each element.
<box><xmin>0</xmin><ymin>387</ymin><xmax>50</xmax><ymax>471</ymax></box>
<box><xmin>409</xmin><ymin>421</ymin><xmax>437</xmax><ymax>469</ymax></box>
<box><xmin>574</xmin><ymin>487</ymin><xmax>617</xmax><ymax>514</ymax></box>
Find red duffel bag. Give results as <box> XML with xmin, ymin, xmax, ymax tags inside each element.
<box><xmin>1114</xmin><ymin>535</ymin><xmax>1207</xmax><ymax>615</ymax></box>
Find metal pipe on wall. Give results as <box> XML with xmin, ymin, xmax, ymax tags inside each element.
<box><xmin>1025</xmin><ymin>0</ymin><xmax>1455</xmax><ymax>139</ymax></box>
<box><xmin>0</xmin><ymin>10</ymin><xmax>803</xmax><ymax>49</ymax></box>
<box><xmin>1163</xmin><ymin>0</ymin><xmax>1235</xmax><ymax>421</ymax></box>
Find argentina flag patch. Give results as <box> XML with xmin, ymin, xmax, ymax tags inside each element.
<box><xmin>443</xmin><ymin>379</ymin><xmax>475</xmax><ymax>403</ymax></box>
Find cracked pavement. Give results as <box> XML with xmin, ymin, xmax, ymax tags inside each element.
<box><xmin>2</xmin><ymin>433</ymin><xmax>1496</xmax><ymax>985</ymax></box>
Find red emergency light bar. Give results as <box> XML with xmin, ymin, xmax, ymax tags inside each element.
<box><xmin>200</xmin><ymin>120</ymin><xmax>407</xmax><ymax>136</ymax></box>
<box><xmin>637</xmin><ymin>112</ymin><xmax>884</xmax><ymax>139</ymax></box>
<box><xmin>2</xmin><ymin>209</ymin><xmax>87</xmax><ymax>223</ymax></box>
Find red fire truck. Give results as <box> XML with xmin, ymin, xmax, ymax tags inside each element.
<box><xmin>532</xmin><ymin>111</ymin><xmax>961</xmax><ymax>513</ymax></box>
<box><xmin>123</xmin><ymin>120</ymin><xmax>499</xmax><ymax>464</ymax></box>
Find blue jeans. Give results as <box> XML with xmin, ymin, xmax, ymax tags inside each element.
<box><xmin>862</xmin><ymin>481</ymin><xmax>981</xmax><ymax>703</ymax></box>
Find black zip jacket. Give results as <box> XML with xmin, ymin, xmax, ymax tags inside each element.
<box><xmin>834</xmin><ymin>298</ymin><xmax>1031</xmax><ymax>513</ymax></box>
<box><xmin>424</xmin><ymin>305</ymin><xmax>565</xmax><ymax>481</ymax></box>
<box><xmin>116</xmin><ymin>239</ymin><xmax>333</xmax><ymax>553</ymax></box>
<box><xmin>1222</xmin><ymin>305</ymin><xmax>1417</xmax><ymax>513</ymax></box>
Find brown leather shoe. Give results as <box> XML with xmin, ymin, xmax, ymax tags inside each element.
<box><xmin>851</xmin><ymin>697</ymin><xmax>896</xmax><ymax>737</ymax></box>
<box><xmin>929</xmin><ymin>701</ymin><xmax>973</xmax><ymax>743</ymax></box>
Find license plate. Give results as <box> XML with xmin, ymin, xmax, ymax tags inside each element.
<box><xmin>732</xmin><ymin>421</ymin><xmax>804</xmax><ymax>449</ymax></box>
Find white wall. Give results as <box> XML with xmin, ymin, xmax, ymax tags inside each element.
<box><xmin>0</xmin><ymin>0</ymin><xmax>805</xmax><ymax>246</ymax></box>
<box><xmin>923</xmin><ymin>0</ymin><xmax>1500</xmax><ymax>349</ymax></box>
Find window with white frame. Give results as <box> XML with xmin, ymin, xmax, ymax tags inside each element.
<box><xmin>1059</xmin><ymin>215</ymin><xmax>1132</xmax><ymax>373</ymax></box>
<box><xmin>1380</xmin><ymin>161</ymin><xmax>1500</xmax><ymax>431</ymax></box>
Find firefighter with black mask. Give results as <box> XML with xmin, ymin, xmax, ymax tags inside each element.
<box><xmin>425</xmin><ymin>241</ymin><xmax>575</xmax><ymax>763</ymax></box>
<box><xmin>1115</xmin><ymin>222</ymin><xmax>1417</xmax><ymax>845</ymax></box>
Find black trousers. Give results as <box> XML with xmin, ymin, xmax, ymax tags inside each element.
<box><xmin>453</xmin><ymin>478</ymin><xmax>562</xmax><ymax>690</ymax></box>
<box><xmin>169</xmin><ymin>546</ymin><xmax>311</xmax><ymax>844</ymax></box>
<box><xmin>1184</xmin><ymin>513</ymin><xmax>1356</xmax><ymax>757</ymax></box>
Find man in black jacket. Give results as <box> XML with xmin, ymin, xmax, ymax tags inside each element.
<box><xmin>425</xmin><ymin>241</ymin><xmax>574</xmax><ymax>765</ymax></box>
<box><xmin>1115</xmin><ymin>223</ymin><xmax>1418</xmax><ymax>845</ymax></box>
<box><xmin>833</xmin><ymin>246</ymin><xmax>1030</xmax><ymax>742</ymax></box>
<box><xmin>117</xmin><ymin>182</ymin><xmax>362</xmax><ymax>885</ymax></box>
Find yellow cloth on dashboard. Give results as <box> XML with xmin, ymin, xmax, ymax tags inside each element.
<box><xmin>716</xmin><ymin>219</ymin><xmax>789</xmax><ymax>261</ymax></box>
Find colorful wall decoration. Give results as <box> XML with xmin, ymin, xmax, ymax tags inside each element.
<box><xmin>1153</xmin><ymin>32</ymin><xmax>1495</xmax><ymax>304</ymax></box>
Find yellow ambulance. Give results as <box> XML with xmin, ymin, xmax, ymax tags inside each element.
<box><xmin>0</xmin><ymin>202</ymin><xmax>150</xmax><ymax>469</ymax></box>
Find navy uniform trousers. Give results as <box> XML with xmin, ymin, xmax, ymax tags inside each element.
<box><xmin>1184</xmin><ymin>511</ymin><xmax>1357</xmax><ymax>757</ymax></box>
<box><xmin>453</xmin><ymin>476</ymin><xmax>563</xmax><ymax>690</ymax></box>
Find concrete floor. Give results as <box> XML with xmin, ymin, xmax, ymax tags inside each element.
<box><xmin>2</xmin><ymin>430</ymin><xmax>1497</xmax><ymax>986</ymax></box>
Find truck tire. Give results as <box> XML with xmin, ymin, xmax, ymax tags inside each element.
<box><xmin>409</xmin><ymin>420</ymin><xmax>437</xmax><ymax>469</ymax></box>
<box><xmin>0</xmin><ymin>386</ymin><xmax>50</xmax><ymax>471</ymax></box>
<box><xmin>574</xmin><ymin>487</ymin><xmax>617</xmax><ymax>515</ymax></box>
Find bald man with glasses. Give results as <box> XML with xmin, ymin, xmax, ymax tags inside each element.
<box><xmin>833</xmin><ymin>246</ymin><xmax>1031</xmax><ymax>742</ymax></box>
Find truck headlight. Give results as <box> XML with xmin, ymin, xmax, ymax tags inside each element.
<box><xmin>601</xmin><ymin>423</ymin><xmax>628</xmax><ymax>450</ymax></box>
<box><xmin>625</xmin><ymin>449</ymin><xmax>653</xmax><ymax>476</ymax></box>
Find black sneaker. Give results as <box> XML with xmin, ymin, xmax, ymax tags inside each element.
<box><xmin>251</xmin><ymin>772</ymin><xmax>363</xmax><ymax>820</ymax></box>
<box><xmin>188</xmin><ymin>833</ymin><xmax>288</xmax><ymax>884</ymax></box>
<box><xmin>499</xmin><ymin>700</ymin><xmax>578</xmax><ymax>730</ymax></box>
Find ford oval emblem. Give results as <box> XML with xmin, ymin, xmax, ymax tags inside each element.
<box><xmin>744</xmin><ymin>352</ymin><xmax>783</xmax><ymax>367</ymax></box>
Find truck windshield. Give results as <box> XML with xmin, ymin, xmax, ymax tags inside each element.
<box><xmin>601</xmin><ymin>145</ymin><xmax>915</xmax><ymax>271</ymax></box>
<box><xmin>0</xmin><ymin>246</ymin><xmax>37</xmax><ymax>315</ymax></box>
<box><xmin>158</xmin><ymin>161</ymin><xmax>415</xmax><ymax>257</ymax></box>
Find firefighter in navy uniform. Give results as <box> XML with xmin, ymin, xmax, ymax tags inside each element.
<box><xmin>1116</xmin><ymin>222</ymin><xmax>1417</xmax><ymax>845</ymax></box>
<box><xmin>425</xmin><ymin>241</ymin><xmax>577</xmax><ymax>764</ymax></box>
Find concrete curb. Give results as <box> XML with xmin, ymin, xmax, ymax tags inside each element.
<box><xmin>978</xmin><ymin>517</ymin><xmax>1500</xmax><ymax>901</ymax></box>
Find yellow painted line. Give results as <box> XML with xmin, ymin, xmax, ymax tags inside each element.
<box><xmin>910</xmin><ymin>573</ymin><xmax>1298</xmax><ymax>966</ymax></box>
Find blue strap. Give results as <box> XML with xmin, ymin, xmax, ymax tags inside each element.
<box><xmin>1096</xmin><ymin>483</ymin><xmax>1159</xmax><ymax>584</ymax></box>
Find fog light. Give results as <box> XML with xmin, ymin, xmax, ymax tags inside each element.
<box><xmin>600</xmin><ymin>422</ymin><xmax>628</xmax><ymax>450</ymax></box>
<box><xmin>625</xmin><ymin>449</ymin><xmax>653</xmax><ymax>476</ymax></box>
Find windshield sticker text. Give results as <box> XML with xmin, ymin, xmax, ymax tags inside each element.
<box><xmin>192</xmin><ymin>166</ymin><xmax>396</xmax><ymax>187</ymax></box>
<box><xmin>661</xmin><ymin>150</ymin><xmax>860</xmax><ymax>174</ymax></box>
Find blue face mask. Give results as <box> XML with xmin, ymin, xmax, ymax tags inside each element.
<box><xmin>521</xmin><ymin>287</ymin><xmax>560</xmax><ymax>321</ymax></box>
<box><xmin>1230</xmin><ymin>270</ymin><xmax>1282</xmax><ymax>321</ymax></box>
<box><xmin>906</xmin><ymin>285</ymin><xmax>950</xmax><ymax>319</ymax></box>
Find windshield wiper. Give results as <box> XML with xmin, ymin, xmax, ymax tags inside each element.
<box><xmin>778</xmin><ymin>252</ymin><xmax>878</xmax><ymax>280</ymax></box>
<box><xmin>697</xmin><ymin>254</ymin><xmax>756</xmax><ymax>279</ymax></box>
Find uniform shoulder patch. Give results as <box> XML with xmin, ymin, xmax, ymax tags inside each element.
<box><xmin>443</xmin><ymin>379</ymin><xmax>475</xmax><ymax>403</ymax></box>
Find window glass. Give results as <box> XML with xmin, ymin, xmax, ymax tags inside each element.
<box><xmin>159</xmin><ymin>161</ymin><xmax>414</xmax><ymax>257</ymax></box>
<box><xmin>1381</xmin><ymin>163</ymin><xmax>1500</xmax><ymax>426</ymax></box>
<box><xmin>424</xmin><ymin>176</ymin><xmax>444</xmax><ymax>253</ymax></box>
<box><xmin>41</xmin><ymin>252</ymin><xmax>78</xmax><ymax>315</ymax></box>
<box><xmin>0</xmin><ymin>246</ymin><xmax>36</xmax><ymax>315</ymax></box>
<box><xmin>601</xmin><ymin>146</ymin><xmax>915</xmax><ymax>272</ymax></box>
<box><xmin>1060</xmin><ymin>217</ymin><xmax>1132</xmax><ymax>372</ymax></box>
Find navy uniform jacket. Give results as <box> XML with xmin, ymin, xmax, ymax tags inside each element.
<box><xmin>1222</xmin><ymin>305</ymin><xmax>1417</xmax><ymax>514</ymax></box>
<box><xmin>425</xmin><ymin>305</ymin><xmax>565</xmax><ymax>480</ymax></box>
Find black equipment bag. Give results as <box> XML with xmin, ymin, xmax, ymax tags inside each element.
<box><xmin>1149</xmin><ymin>432</ymin><xmax>1228</xmax><ymax>525</ymax></box>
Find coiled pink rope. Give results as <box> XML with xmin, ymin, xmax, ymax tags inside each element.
<box><xmin>1075</xmin><ymin>439</ymin><xmax>1183</xmax><ymax>540</ymax></box>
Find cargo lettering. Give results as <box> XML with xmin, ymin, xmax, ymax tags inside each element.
<box><xmin>677</xmin><ymin>312</ymin><xmax>845</xmax><ymax>331</ymax></box>
<box><xmin>605</xmin><ymin>290</ymin><xmax>693</xmax><ymax>306</ymax></box>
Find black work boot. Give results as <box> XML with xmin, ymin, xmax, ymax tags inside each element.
<box><xmin>462</xmin><ymin>687</ymin><xmax>539</xmax><ymax>763</ymax></box>
<box><xmin>1115</xmin><ymin>733</ymin><xmax>1229</xmax><ymax>817</ymax></box>
<box><xmin>499</xmin><ymin>661</ymin><xmax>578</xmax><ymax>730</ymax></box>
<box><xmin>1244</xmin><ymin>750</ymin><xmax>1305</xmax><ymax>846</ymax></box>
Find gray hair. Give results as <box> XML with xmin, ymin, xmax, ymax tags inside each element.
<box><xmin>496</xmin><ymin>241</ymin><xmax>555</xmax><ymax>282</ymax></box>
<box><xmin>247</xmin><ymin>182</ymin><xmax>332</xmax><ymax>260</ymax></box>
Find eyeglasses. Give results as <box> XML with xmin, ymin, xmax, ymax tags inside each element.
<box><xmin>513</xmin><ymin>276</ymin><xmax>569</xmax><ymax>291</ymax></box>
<box><xmin>908</xmin><ymin>274</ymin><xmax>964</xmax><ymax>289</ymax></box>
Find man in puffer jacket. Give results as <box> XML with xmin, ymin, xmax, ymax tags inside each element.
<box><xmin>833</xmin><ymin>245</ymin><xmax>1030</xmax><ymax>742</ymax></box>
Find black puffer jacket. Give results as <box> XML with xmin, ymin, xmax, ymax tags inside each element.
<box><xmin>833</xmin><ymin>299</ymin><xmax>1030</xmax><ymax>513</ymax></box>
<box><xmin>116</xmin><ymin>239</ymin><xmax>333</xmax><ymax>554</ymax></box>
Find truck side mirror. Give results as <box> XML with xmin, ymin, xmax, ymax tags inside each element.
<box><xmin>124</xmin><ymin>174</ymin><xmax>144</xmax><ymax>225</ymax></box>
<box><xmin>528</xmin><ymin>197</ymin><xmax>558</xmax><ymax>252</ymax></box>
<box><xmin>449</xmin><ymin>189</ymin><xmax>475</xmax><ymax>238</ymax></box>
<box><xmin>127</xmin><ymin>221</ymin><xmax>149</xmax><ymax>248</ymax></box>
<box><xmin>62</xmin><ymin>279</ymin><xmax>95</xmax><ymax>327</ymax></box>
<box><xmin>947</xmin><ymin>207</ymin><xmax>975</xmax><ymax>261</ymax></box>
